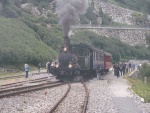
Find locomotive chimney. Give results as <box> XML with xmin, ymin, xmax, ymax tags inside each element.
<box><xmin>63</xmin><ymin>36</ymin><xmax>70</xmax><ymax>47</ymax></box>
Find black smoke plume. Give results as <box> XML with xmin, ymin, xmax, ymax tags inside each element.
<box><xmin>56</xmin><ymin>0</ymin><xmax>88</xmax><ymax>36</ymax></box>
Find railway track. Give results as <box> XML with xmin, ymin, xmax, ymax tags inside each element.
<box><xmin>49</xmin><ymin>82</ymin><xmax>89</xmax><ymax>113</ymax></box>
<box><xmin>0</xmin><ymin>81</ymin><xmax>65</xmax><ymax>98</ymax></box>
<box><xmin>0</xmin><ymin>76</ymin><xmax>53</xmax><ymax>90</ymax></box>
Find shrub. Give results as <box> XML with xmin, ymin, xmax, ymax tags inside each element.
<box><xmin>140</xmin><ymin>64</ymin><xmax>150</xmax><ymax>77</ymax></box>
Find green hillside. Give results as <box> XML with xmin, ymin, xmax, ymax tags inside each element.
<box><xmin>0</xmin><ymin>0</ymin><xmax>149</xmax><ymax>67</ymax></box>
<box><xmin>0</xmin><ymin>18</ymin><xmax>57</xmax><ymax>65</ymax></box>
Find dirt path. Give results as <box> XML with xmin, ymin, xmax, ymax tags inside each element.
<box><xmin>100</xmin><ymin>71</ymin><xmax>149</xmax><ymax>113</ymax></box>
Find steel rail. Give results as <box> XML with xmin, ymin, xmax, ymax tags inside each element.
<box><xmin>0</xmin><ymin>81</ymin><xmax>60</xmax><ymax>93</ymax></box>
<box><xmin>0</xmin><ymin>77</ymin><xmax>49</xmax><ymax>90</ymax></box>
<box><xmin>0</xmin><ymin>77</ymin><xmax>48</xmax><ymax>87</ymax></box>
<box><xmin>49</xmin><ymin>83</ymin><xmax>71</xmax><ymax>113</ymax></box>
<box><xmin>0</xmin><ymin>81</ymin><xmax>63</xmax><ymax>98</ymax></box>
<box><xmin>81</xmin><ymin>82</ymin><xmax>89</xmax><ymax>113</ymax></box>
<box><xmin>49</xmin><ymin>82</ymin><xmax>89</xmax><ymax>113</ymax></box>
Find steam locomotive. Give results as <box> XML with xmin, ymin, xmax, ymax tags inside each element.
<box><xmin>51</xmin><ymin>36</ymin><xmax>112</xmax><ymax>81</ymax></box>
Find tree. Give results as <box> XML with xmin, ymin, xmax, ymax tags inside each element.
<box><xmin>14</xmin><ymin>0</ymin><xmax>21</xmax><ymax>7</ymax></box>
<box><xmin>2</xmin><ymin>5</ymin><xmax>18</xmax><ymax>18</ymax></box>
<box><xmin>1</xmin><ymin>0</ymin><xmax>11</xmax><ymax>7</ymax></box>
<box><xmin>21</xmin><ymin>0</ymin><xmax>28</xmax><ymax>4</ymax></box>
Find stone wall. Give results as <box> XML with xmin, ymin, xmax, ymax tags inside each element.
<box><xmin>87</xmin><ymin>0</ymin><xmax>150</xmax><ymax>46</ymax></box>
<box><xmin>96</xmin><ymin>1</ymin><xmax>135</xmax><ymax>25</ymax></box>
<box><xmin>89</xmin><ymin>29</ymin><xmax>150</xmax><ymax>46</ymax></box>
<box><xmin>93</xmin><ymin>0</ymin><xmax>150</xmax><ymax>25</ymax></box>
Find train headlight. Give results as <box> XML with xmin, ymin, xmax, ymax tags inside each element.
<box><xmin>51</xmin><ymin>63</ymin><xmax>54</xmax><ymax>67</ymax></box>
<box><xmin>68</xmin><ymin>63</ymin><xmax>72</xmax><ymax>68</ymax></box>
<box><xmin>55</xmin><ymin>63</ymin><xmax>59</xmax><ymax>68</ymax></box>
<box><xmin>64</xmin><ymin>47</ymin><xmax>67</xmax><ymax>52</ymax></box>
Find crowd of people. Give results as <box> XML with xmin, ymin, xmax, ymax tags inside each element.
<box><xmin>24</xmin><ymin>61</ymin><xmax>139</xmax><ymax>79</ymax></box>
<box><xmin>113</xmin><ymin>62</ymin><xmax>138</xmax><ymax>78</ymax></box>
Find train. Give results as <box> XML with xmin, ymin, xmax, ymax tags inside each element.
<box><xmin>50</xmin><ymin>36</ymin><xmax>112</xmax><ymax>81</ymax></box>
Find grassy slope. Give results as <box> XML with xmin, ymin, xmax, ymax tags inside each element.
<box><xmin>0</xmin><ymin>18</ymin><xmax>57</xmax><ymax>64</ymax></box>
<box><xmin>124</xmin><ymin>73</ymin><xmax>150</xmax><ymax>102</ymax></box>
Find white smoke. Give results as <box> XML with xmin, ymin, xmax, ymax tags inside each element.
<box><xmin>56</xmin><ymin>0</ymin><xmax>88</xmax><ymax>36</ymax></box>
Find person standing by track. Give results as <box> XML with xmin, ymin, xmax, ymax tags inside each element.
<box><xmin>47</xmin><ymin>62</ymin><xmax>51</xmax><ymax>74</ymax></box>
<box><xmin>113</xmin><ymin>63</ymin><xmax>117</xmax><ymax>76</ymax></box>
<box><xmin>116</xmin><ymin>64</ymin><xmax>120</xmax><ymax>78</ymax></box>
<box><xmin>24</xmin><ymin>64</ymin><xmax>29</xmax><ymax>78</ymax></box>
<box><xmin>46</xmin><ymin>62</ymin><xmax>49</xmax><ymax>73</ymax></box>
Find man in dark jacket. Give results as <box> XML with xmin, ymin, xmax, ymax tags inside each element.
<box><xmin>47</xmin><ymin>62</ymin><xmax>51</xmax><ymax>74</ymax></box>
<box><xmin>113</xmin><ymin>63</ymin><xmax>117</xmax><ymax>76</ymax></box>
<box><xmin>116</xmin><ymin>64</ymin><xmax>120</xmax><ymax>78</ymax></box>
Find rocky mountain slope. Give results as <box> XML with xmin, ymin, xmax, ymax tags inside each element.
<box><xmin>88</xmin><ymin>0</ymin><xmax>150</xmax><ymax>46</ymax></box>
<box><xmin>1</xmin><ymin>0</ymin><xmax>150</xmax><ymax>46</ymax></box>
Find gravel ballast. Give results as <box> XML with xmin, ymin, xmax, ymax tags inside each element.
<box><xmin>0</xmin><ymin>72</ymin><xmax>150</xmax><ymax>113</ymax></box>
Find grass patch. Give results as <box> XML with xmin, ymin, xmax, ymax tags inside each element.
<box><xmin>0</xmin><ymin>65</ymin><xmax>38</xmax><ymax>78</ymax></box>
<box><xmin>124</xmin><ymin>73</ymin><xmax>150</xmax><ymax>103</ymax></box>
<box><xmin>0</xmin><ymin>71</ymin><xmax>23</xmax><ymax>78</ymax></box>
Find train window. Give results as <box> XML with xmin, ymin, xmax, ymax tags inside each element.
<box><xmin>99</xmin><ymin>53</ymin><xmax>104</xmax><ymax>60</ymax></box>
<box><xmin>79</xmin><ymin>48</ymin><xmax>89</xmax><ymax>56</ymax></box>
<box><xmin>84</xmin><ymin>48</ymin><xmax>88</xmax><ymax>56</ymax></box>
<box><xmin>93</xmin><ymin>51</ymin><xmax>96</xmax><ymax>60</ymax></box>
<box><xmin>98</xmin><ymin>53</ymin><xmax>101</xmax><ymax>60</ymax></box>
<box><xmin>95</xmin><ymin>52</ymin><xmax>96</xmax><ymax>60</ymax></box>
<box><xmin>80</xmin><ymin>49</ymin><xmax>84</xmax><ymax>56</ymax></box>
<box><xmin>96</xmin><ymin>53</ymin><xmax>97</xmax><ymax>60</ymax></box>
<box><xmin>88</xmin><ymin>50</ymin><xmax>90</xmax><ymax>56</ymax></box>
<box><xmin>96</xmin><ymin>52</ymin><xmax>98</xmax><ymax>60</ymax></box>
<box><xmin>93</xmin><ymin>51</ymin><xmax>95</xmax><ymax>60</ymax></box>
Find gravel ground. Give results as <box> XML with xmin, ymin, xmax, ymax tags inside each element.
<box><xmin>100</xmin><ymin>72</ymin><xmax>150</xmax><ymax>113</ymax></box>
<box><xmin>53</xmin><ymin>83</ymin><xmax>85</xmax><ymax>113</ymax></box>
<box><xmin>86</xmin><ymin>80</ymin><xmax>118</xmax><ymax>113</ymax></box>
<box><xmin>86</xmin><ymin>71</ymin><xmax>150</xmax><ymax>113</ymax></box>
<box><xmin>0</xmin><ymin>71</ymin><xmax>150</xmax><ymax>113</ymax></box>
<box><xmin>0</xmin><ymin>85</ymin><xmax>68</xmax><ymax>113</ymax></box>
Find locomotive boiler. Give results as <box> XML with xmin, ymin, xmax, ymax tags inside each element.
<box><xmin>51</xmin><ymin>36</ymin><xmax>112</xmax><ymax>81</ymax></box>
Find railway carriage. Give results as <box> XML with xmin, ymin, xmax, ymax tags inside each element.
<box><xmin>51</xmin><ymin>36</ymin><xmax>112</xmax><ymax>81</ymax></box>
